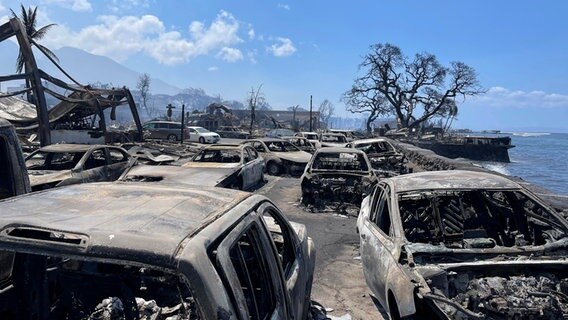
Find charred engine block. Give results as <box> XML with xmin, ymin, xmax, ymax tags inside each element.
<box><xmin>302</xmin><ymin>175</ymin><xmax>368</xmax><ymax>208</ymax></box>
<box><xmin>426</xmin><ymin>270</ymin><xmax>568</xmax><ymax>320</ymax></box>
<box><xmin>369</xmin><ymin>153</ymin><xmax>407</xmax><ymax>175</ymax></box>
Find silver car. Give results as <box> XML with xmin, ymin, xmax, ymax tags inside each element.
<box><xmin>357</xmin><ymin>170</ymin><xmax>568</xmax><ymax>319</ymax></box>
<box><xmin>142</xmin><ymin>120</ymin><xmax>189</xmax><ymax>141</ymax></box>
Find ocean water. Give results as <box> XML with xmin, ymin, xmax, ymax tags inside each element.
<box><xmin>476</xmin><ymin>132</ymin><xmax>568</xmax><ymax>195</ymax></box>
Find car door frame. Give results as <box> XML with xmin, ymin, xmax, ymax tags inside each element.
<box><xmin>240</xmin><ymin>147</ymin><xmax>254</xmax><ymax>189</ymax></box>
<box><xmin>215</xmin><ymin>211</ymin><xmax>289</xmax><ymax>320</ymax></box>
<box><xmin>258</xmin><ymin>201</ymin><xmax>311</xmax><ymax>320</ymax></box>
<box><xmin>245</xmin><ymin>146</ymin><xmax>263</xmax><ymax>185</ymax></box>
<box><xmin>105</xmin><ymin>147</ymin><xmax>131</xmax><ymax>181</ymax></box>
<box><xmin>360</xmin><ymin>182</ymin><xmax>397</xmax><ymax>307</ymax></box>
<box><xmin>74</xmin><ymin>147</ymin><xmax>110</xmax><ymax>183</ymax></box>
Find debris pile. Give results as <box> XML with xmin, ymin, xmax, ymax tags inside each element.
<box><xmin>88</xmin><ymin>297</ymin><xmax>197</xmax><ymax>320</ymax></box>
<box><xmin>442</xmin><ymin>274</ymin><xmax>568</xmax><ymax>319</ymax></box>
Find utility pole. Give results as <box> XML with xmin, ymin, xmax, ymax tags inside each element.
<box><xmin>309</xmin><ymin>95</ymin><xmax>313</xmax><ymax>132</ymax></box>
<box><xmin>180</xmin><ymin>104</ymin><xmax>185</xmax><ymax>144</ymax></box>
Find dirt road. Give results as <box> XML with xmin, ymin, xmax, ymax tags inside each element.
<box><xmin>256</xmin><ymin>176</ymin><xmax>386</xmax><ymax>320</ymax></box>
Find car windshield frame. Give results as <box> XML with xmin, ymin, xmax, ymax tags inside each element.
<box><xmin>192</xmin><ymin>148</ymin><xmax>242</xmax><ymax>163</ymax></box>
<box><xmin>311</xmin><ymin>151</ymin><xmax>370</xmax><ymax>172</ymax></box>
<box><xmin>265</xmin><ymin>141</ymin><xmax>300</xmax><ymax>152</ymax></box>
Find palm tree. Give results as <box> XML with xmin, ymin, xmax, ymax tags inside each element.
<box><xmin>11</xmin><ymin>4</ymin><xmax>59</xmax><ymax>73</ymax></box>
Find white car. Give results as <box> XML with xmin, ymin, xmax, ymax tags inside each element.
<box><xmin>294</xmin><ymin>131</ymin><xmax>321</xmax><ymax>148</ymax></box>
<box><xmin>187</xmin><ymin>126</ymin><xmax>220</xmax><ymax>144</ymax></box>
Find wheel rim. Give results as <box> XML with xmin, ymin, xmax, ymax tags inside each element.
<box><xmin>168</xmin><ymin>134</ymin><xmax>176</xmax><ymax>141</ymax></box>
<box><xmin>268</xmin><ymin>163</ymin><xmax>279</xmax><ymax>175</ymax></box>
<box><xmin>199</xmin><ymin>137</ymin><xmax>205</xmax><ymax>143</ymax></box>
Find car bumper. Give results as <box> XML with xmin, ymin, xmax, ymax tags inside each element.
<box><xmin>205</xmin><ymin>136</ymin><xmax>220</xmax><ymax>143</ymax></box>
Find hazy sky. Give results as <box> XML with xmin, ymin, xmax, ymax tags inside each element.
<box><xmin>1</xmin><ymin>0</ymin><xmax>568</xmax><ymax>132</ymax></box>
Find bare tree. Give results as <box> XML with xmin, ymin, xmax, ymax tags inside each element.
<box><xmin>318</xmin><ymin>99</ymin><xmax>335</xmax><ymax>129</ymax></box>
<box><xmin>246</xmin><ymin>85</ymin><xmax>264</xmax><ymax>133</ymax></box>
<box><xmin>136</xmin><ymin>73</ymin><xmax>151</xmax><ymax>118</ymax></box>
<box><xmin>288</xmin><ymin>105</ymin><xmax>300</xmax><ymax>131</ymax></box>
<box><xmin>350</xmin><ymin>43</ymin><xmax>483</xmax><ymax>129</ymax></box>
<box><xmin>343</xmin><ymin>86</ymin><xmax>390</xmax><ymax>134</ymax></box>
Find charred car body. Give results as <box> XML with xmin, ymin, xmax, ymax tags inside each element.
<box><xmin>346</xmin><ymin>138</ymin><xmax>408</xmax><ymax>176</ymax></box>
<box><xmin>242</xmin><ymin>138</ymin><xmax>312</xmax><ymax>176</ymax></box>
<box><xmin>25</xmin><ymin>144</ymin><xmax>131</xmax><ymax>191</ymax></box>
<box><xmin>122</xmin><ymin>144</ymin><xmax>264</xmax><ymax>191</ymax></box>
<box><xmin>0</xmin><ymin>118</ymin><xmax>30</xmax><ymax>199</ymax></box>
<box><xmin>282</xmin><ymin>136</ymin><xmax>317</xmax><ymax>154</ymax></box>
<box><xmin>217</xmin><ymin>126</ymin><xmax>251</xmax><ymax>139</ymax></box>
<box><xmin>358</xmin><ymin>170</ymin><xmax>568</xmax><ymax>320</ymax></box>
<box><xmin>319</xmin><ymin>133</ymin><xmax>349</xmax><ymax>148</ymax></box>
<box><xmin>301</xmin><ymin>147</ymin><xmax>377</xmax><ymax>208</ymax></box>
<box><xmin>0</xmin><ymin>182</ymin><xmax>315</xmax><ymax>319</ymax></box>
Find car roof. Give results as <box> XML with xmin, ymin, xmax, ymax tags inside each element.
<box><xmin>316</xmin><ymin>147</ymin><xmax>366</xmax><ymax>154</ymax></box>
<box><xmin>321</xmin><ymin>132</ymin><xmax>346</xmax><ymax>136</ymax></box>
<box><xmin>388</xmin><ymin>170</ymin><xmax>522</xmax><ymax>193</ymax></box>
<box><xmin>0</xmin><ymin>182</ymin><xmax>249</xmax><ymax>268</ymax></box>
<box><xmin>38</xmin><ymin>143</ymin><xmax>106</xmax><ymax>153</ymax></box>
<box><xmin>201</xmin><ymin>144</ymin><xmax>243</xmax><ymax>150</ymax></box>
<box><xmin>351</xmin><ymin>138</ymin><xmax>392</xmax><ymax>145</ymax></box>
<box><xmin>248</xmin><ymin>138</ymin><xmax>286</xmax><ymax>143</ymax></box>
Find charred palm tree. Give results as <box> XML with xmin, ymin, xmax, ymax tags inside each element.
<box><xmin>11</xmin><ymin>4</ymin><xmax>59</xmax><ymax>74</ymax></box>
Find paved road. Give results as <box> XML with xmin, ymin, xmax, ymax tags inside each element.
<box><xmin>256</xmin><ymin>176</ymin><xmax>386</xmax><ymax>320</ymax></box>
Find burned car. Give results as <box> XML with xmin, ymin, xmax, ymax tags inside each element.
<box><xmin>0</xmin><ymin>182</ymin><xmax>315</xmax><ymax>319</ymax></box>
<box><xmin>346</xmin><ymin>138</ymin><xmax>407</xmax><ymax>176</ymax></box>
<box><xmin>357</xmin><ymin>170</ymin><xmax>568</xmax><ymax>320</ymax></box>
<box><xmin>282</xmin><ymin>136</ymin><xmax>317</xmax><ymax>154</ymax></box>
<box><xmin>122</xmin><ymin>144</ymin><xmax>264</xmax><ymax>190</ymax></box>
<box><xmin>217</xmin><ymin>126</ymin><xmax>251</xmax><ymax>139</ymax></box>
<box><xmin>319</xmin><ymin>132</ymin><xmax>349</xmax><ymax>148</ymax></box>
<box><xmin>242</xmin><ymin>138</ymin><xmax>312</xmax><ymax>176</ymax></box>
<box><xmin>301</xmin><ymin>147</ymin><xmax>377</xmax><ymax>208</ymax></box>
<box><xmin>25</xmin><ymin>144</ymin><xmax>131</xmax><ymax>191</ymax></box>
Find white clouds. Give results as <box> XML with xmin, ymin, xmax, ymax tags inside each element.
<box><xmin>472</xmin><ymin>86</ymin><xmax>568</xmax><ymax>108</ymax></box>
<box><xmin>217</xmin><ymin>47</ymin><xmax>243</xmax><ymax>62</ymax></box>
<box><xmin>277</xmin><ymin>3</ymin><xmax>291</xmax><ymax>10</ymax></box>
<box><xmin>43</xmin><ymin>10</ymin><xmax>243</xmax><ymax>65</ymax></box>
<box><xmin>267</xmin><ymin>37</ymin><xmax>296</xmax><ymax>57</ymax></box>
<box><xmin>247</xmin><ymin>49</ymin><xmax>258</xmax><ymax>64</ymax></box>
<box><xmin>109</xmin><ymin>0</ymin><xmax>149</xmax><ymax>12</ymax></box>
<box><xmin>208</xmin><ymin>66</ymin><xmax>219</xmax><ymax>72</ymax></box>
<box><xmin>248</xmin><ymin>25</ymin><xmax>255</xmax><ymax>40</ymax></box>
<box><xmin>42</xmin><ymin>0</ymin><xmax>92</xmax><ymax>12</ymax></box>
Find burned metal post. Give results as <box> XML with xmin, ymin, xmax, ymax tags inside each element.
<box><xmin>180</xmin><ymin>104</ymin><xmax>185</xmax><ymax>144</ymax></box>
<box><xmin>309</xmin><ymin>95</ymin><xmax>313</xmax><ymax>132</ymax></box>
<box><xmin>7</xmin><ymin>18</ymin><xmax>51</xmax><ymax>146</ymax></box>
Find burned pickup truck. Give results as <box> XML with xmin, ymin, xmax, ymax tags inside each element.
<box><xmin>0</xmin><ymin>182</ymin><xmax>315</xmax><ymax>319</ymax></box>
<box><xmin>358</xmin><ymin>170</ymin><xmax>568</xmax><ymax>320</ymax></box>
<box><xmin>301</xmin><ymin>147</ymin><xmax>377</xmax><ymax>209</ymax></box>
<box><xmin>346</xmin><ymin>138</ymin><xmax>408</xmax><ymax>176</ymax></box>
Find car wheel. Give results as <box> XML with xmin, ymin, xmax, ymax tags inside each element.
<box><xmin>167</xmin><ymin>134</ymin><xmax>177</xmax><ymax>142</ymax></box>
<box><xmin>267</xmin><ymin>162</ymin><xmax>281</xmax><ymax>176</ymax></box>
<box><xmin>199</xmin><ymin>136</ymin><xmax>205</xmax><ymax>144</ymax></box>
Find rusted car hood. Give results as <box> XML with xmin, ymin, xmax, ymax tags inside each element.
<box><xmin>28</xmin><ymin>169</ymin><xmax>72</xmax><ymax>187</ymax></box>
<box><xmin>274</xmin><ymin>151</ymin><xmax>311</xmax><ymax>163</ymax></box>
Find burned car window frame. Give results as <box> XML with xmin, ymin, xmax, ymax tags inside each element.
<box><xmin>214</xmin><ymin>211</ymin><xmax>287</xmax><ymax>320</ymax></box>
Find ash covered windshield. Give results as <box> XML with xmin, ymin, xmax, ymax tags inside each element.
<box><xmin>398</xmin><ymin>190</ymin><xmax>566</xmax><ymax>248</ymax></box>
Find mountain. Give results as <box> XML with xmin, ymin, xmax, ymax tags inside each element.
<box><xmin>1</xmin><ymin>43</ymin><xmax>247</xmax><ymax>121</ymax></box>
<box><xmin>39</xmin><ymin>47</ymin><xmax>182</xmax><ymax>95</ymax></box>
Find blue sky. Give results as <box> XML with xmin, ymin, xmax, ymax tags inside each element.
<box><xmin>1</xmin><ymin>0</ymin><xmax>568</xmax><ymax>132</ymax></box>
